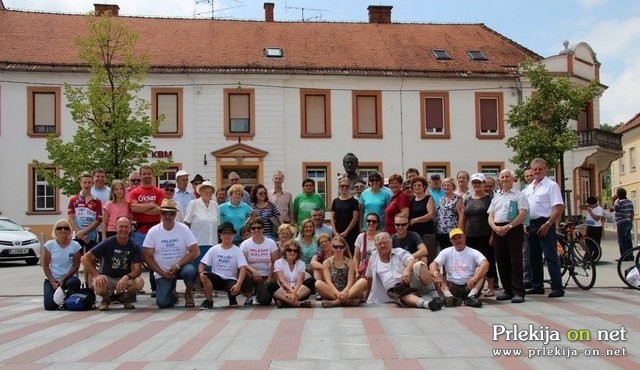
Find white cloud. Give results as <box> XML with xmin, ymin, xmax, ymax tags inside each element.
<box><xmin>578</xmin><ymin>16</ymin><xmax>640</xmax><ymax>124</ymax></box>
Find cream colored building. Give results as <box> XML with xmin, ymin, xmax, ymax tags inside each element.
<box><xmin>0</xmin><ymin>3</ymin><xmax>620</xmax><ymax>236</ymax></box>
<box><xmin>611</xmin><ymin>113</ymin><xmax>640</xmax><ymax>213</ymax></box>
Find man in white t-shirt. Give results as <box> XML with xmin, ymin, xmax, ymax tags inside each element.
<box><xmin>142</xmin><ymin>199</ymin><xmax>199</xmax><ymax>309</ymax></box>
<box><xmin>430</xmin><ymin>228</ymin><xmax>488</xmax><ymax>308</ymax></box>
<box><xmin>198</xmin><ymin>222</ymin><xmax>253</xmax><ymax>309</ymax></box>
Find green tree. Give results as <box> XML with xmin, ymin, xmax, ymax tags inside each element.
<box><xmin>506</xmin><ymin>60</ymin><xmax>600</xmax><ymax>180</ymax></box>
<box><xmin>34</xmin><ymin>11</ymin><xmax>163</xmax><ymax>196</ymax></box>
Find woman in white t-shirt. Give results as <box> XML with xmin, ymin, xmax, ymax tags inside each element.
<box><xmin>353</xmin><ymin>213</ymin><xmax>380</xmax><ymax>279</ymax></box>
<box><xmin>267</xmin><ymin>240</ymin><xmax>312</xmax><ymax>308</ymax></box>
<box><xmin>240</xmin><ymin>218</ymin><xmax>279</xmax><ymax>305</ymax></box>
<box><xmin>185</xmin><ymin>181</ymin><xmax>219</xmax><ymax>268</ymax></box>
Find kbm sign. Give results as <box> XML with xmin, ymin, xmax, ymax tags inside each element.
<box><xmin>149</xmin><ymin>150</ymin><xmax>173</xmax><ymax>159</ymax></box>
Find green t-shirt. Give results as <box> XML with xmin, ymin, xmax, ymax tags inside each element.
<box><xmin>293</xmin><ymin>192</ymin><xmax>324</xmax><ymax>225</ymax></box>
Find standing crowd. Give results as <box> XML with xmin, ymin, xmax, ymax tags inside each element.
<box><xmin>43</xmin><ymin>157</ymin><xmax>628</xmax><ymax>311</ymax></box>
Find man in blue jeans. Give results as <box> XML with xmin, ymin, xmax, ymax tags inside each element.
<box><xmin>142</xmin><ymin>199</ymin><xmax>199</xmax><ymax>308</ymax></box>
<box><xmin>611</xmin><ymin>187</ymin><xmax>635</xmax><ymax>261</ymax></box>
<box><xmin>522</xmin><ymin>158</ymin><xmax>565</xmax><ymax>298</ymax></box>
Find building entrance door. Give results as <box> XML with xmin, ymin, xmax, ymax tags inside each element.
<box><xmin>221</xmin><ymin>166</ymin><xmax>258</xmax><ymax>193</ymax></box>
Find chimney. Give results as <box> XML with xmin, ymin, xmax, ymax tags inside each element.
<box><xmin>94</xmin><ymin>4</ymin><xmax>120</xmax><ymax>17</ymax></box>
<box><xmin>367</xmin><ymin>5</ymin><xmax>392</xmax><ymax>24</ymax></box>
<box><xmin>264</xmin><ymin>2</ymin><xmax>274</xmax><ymax>22</ymax></box>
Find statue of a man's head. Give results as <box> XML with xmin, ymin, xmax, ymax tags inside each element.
<box><xmin>343</xmin><ymin>153</ymin><xmax>358</xmax><ymax>174</ymax></box>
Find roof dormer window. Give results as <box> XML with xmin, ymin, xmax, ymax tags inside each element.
<box><xmin>264</xmin><ymin>48</ymin><xmax>284</xmax><ymax>58</ymax></box>
<box><xmin>468</xmin><ymin>50</ymin><xmax>488</xmax><ymax>61</ymax></box>
<box><xmin>432</xmin><ymin>49</ymin><xmax>452</xmax><ymax>60</ymax></box>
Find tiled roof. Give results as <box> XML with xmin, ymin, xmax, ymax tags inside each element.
<box><xmin>0</xmin><ymin>9</ymin><xmax>541</xmax><ymax>77</ymax></box>
<box><xmin>615</xmin><ymin>112</ymin><xmax>640</xmax><ymax>134</ymax></box>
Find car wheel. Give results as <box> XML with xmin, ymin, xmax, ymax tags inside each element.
<box><xmin>25</xmin><ymin>258</ymin><xmax>39</xmax><ymax>266</ymax></box>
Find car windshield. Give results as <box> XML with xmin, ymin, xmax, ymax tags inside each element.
<box><xmin>0</xmin><ymin>219</ymin><xmax>25</xmax><ymax>232</ymax></box>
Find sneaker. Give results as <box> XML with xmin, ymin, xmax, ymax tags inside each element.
<box><xmin>198</xmin><ymin>299</ymin><xmax>214</xmax><ymax>310</ymax></box>
<box><xmin>523</xmin><ymin>282</ymin><xmax>532</xmax><ymax>290</ymax></box>
<box><xmin>228</xmin><ymin>295</ymin><xmax>238</xmax><ymax>306</ymax></box>
<box><xmin>511</xmin><ymin>295</ymin><xmax>525</xmax><ymax>303</ymax></box>
<box><xmin>98</xmin><ymin>297</ymin><xmax>111</xmax><ymax>311</ymax></box>
<box><xmin>443</xmin><ymin>296</ymin><xmax>462</xmax><ymax>307</ymax></box>
<box><xmin>427</xmin><ymin>297</ymin><xmax>443</xmax><ymax>311</ymax></box>
<box><xmin>244</xmin><ymin>297</ymin><xmax>254</xmax><ymax>306</ymax></box>
<box><xmin>150</xmin><ymin>291</ymin><xmax>156</xmax><ymax>298</ymax></box>
<box><xmin>548</xmin><ymin>290</ymin><xmax>564</xmax><ymax>298</ymax></box>
<box><xmin>526</xmin><ymin>288</ymin><xmax>545</xmax><ymax>295</ymax></box>
<box><xmin>321</xmin><ymin>300</ymin><xmax>340</xmax><ymax>308</ymax></box>
<box><xmin>120</xmin><ymin>292</ymin><xmax>135</xmax><ymax>309</ymax></box>
<box><xmin>463</xmin><ymin>296</ymin><xmax>483</xmax><ymax>308</ymax></box>
<box><xmin>315</xmin><ymin>293</ymin><xmax>324</xmax><ymax>301</ymax></box>
<box><xmin>496</xmin><ymin>293</ymin><xmax>513</xmax><ymax>301</ymax></box>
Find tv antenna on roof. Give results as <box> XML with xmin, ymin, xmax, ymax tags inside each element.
<box><xmin>194</xmin><ymin>0</ymin><xmax>246</xmax><ymax>19</ymax></box>
<box><xmin>284</xmin><ymin>1</ymin><xmax>328</xmax><ymax>22</ymax></box>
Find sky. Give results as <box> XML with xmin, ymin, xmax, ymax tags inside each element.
<box><xmin>4</xmin><ymin>0</ymin><xmax>640</xmax><ymax>126</ymax></box>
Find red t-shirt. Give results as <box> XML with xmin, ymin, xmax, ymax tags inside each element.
<box><xmin>128</xmin><ymin>186</ymin><xmax>164</xmax><ymax>233</ymax></box>
<box><xmin>384</xmin><ymin>192</ymin><xmax>410</xmax><ymax>234</ymax></box>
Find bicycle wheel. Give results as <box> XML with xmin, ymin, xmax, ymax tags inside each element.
<box><xmin>569</xmin><ymin>241</ymin><xmax>596</xmax><ymax>290</ymax></box>
<box><xmin>583</xmin><ymin>237</ymin><xmax>602</xmax><ymax>263</ymax></box>
<box><xmin>617</xmin><ymin>246</ymin><xmax>640</xmax><ymax>290</ymax></box>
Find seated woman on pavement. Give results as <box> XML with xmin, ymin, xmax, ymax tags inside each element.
<box><xmin>429</xmin><ymin>228</ymin><xmax>489</xmax><ymax>308</ymax></box>
<box><xmin>198</xmin><ymin>222</ymin><xmax>253</xmax><ymax>309</ymax></box>
<box><xmin>309</xmin><ymin>233</ymin><xmax>333</xmax><ymax>281</ymax></box>
<box><xmin>366</xmin><ymin>232</ymin><xmax>442</xmax><ymax>311</ymax></box>
<box><xmin>315</xmin><ymin>235</ymin><xmax>367</xmax><ymax>307</ymax></box>
<box><xmin>42</xmin><ymin>219</ymin><xmax>83</xmax><ymax>310</ymax></box>
<box><xmin>240</xmin><ymin>218</ymin><xmax>279</xmax><ymax>305</ymax></box>
<box><xmin>267</xmin><ymin>240</ymin><xmax>313</xmax><ymax>308</ymax></box>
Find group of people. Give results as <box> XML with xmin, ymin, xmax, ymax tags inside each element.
<box><xmin>43</xmin><ymin>156</ymin><xmax>627</xmax><ymax>312</ymax></box>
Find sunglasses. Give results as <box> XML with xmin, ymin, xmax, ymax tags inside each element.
<box><xmin>339</xmin><ymin>185</ymin><xmax>350</xmax><ymax>188</ymax></box>
<box><xmin>164</xmin><ymin>188</ymin><xmax>175</xmax><ymax>192</ymax></box>
<box><xmin>56</xmin><ymin>226</ymin><xmax>71</xmax><ymax>231</ymax></box>
<box><xmin>366</xmin><ymin>219</ymin><xmax>378</xmax><ymax>224</ymax></box>
<box><xmin>369</xmin><ymin>179</ymin><xmax>381</xmax><ymax>182</ymax></box>
<box><xmin>285</xmin><ymin>248</ymin><xmax>299</xmax><ymax>253</ymax></box>
<box><xmin>332</xmin><ymin>244</ymin><xmax>346</xmax><ymax>250</ymax></box>
<box><xmin>250</xmin><ymin>226</ymin><xmax>263</xmax><ymax>230</ymax></box>
<box><xmin>221</xmin><ymin>230</ymin><xmax>235</xmax><ymax>235</ymax></box>
<box><xmin>395</xmin><ymin>223</ymin><xmax>408</xmax><ymax>227</ymax></box>
<box><xmin>129</xmin><ymin>179</ymin><xmax>141</xmax><ymax>183</ymax></box>
<box><xmin>161</xmin><ymin>211</ymin><xmax>177</xmax><ymax>216</ymax></box>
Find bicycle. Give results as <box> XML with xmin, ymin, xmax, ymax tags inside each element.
<box><xmin>616</xmin><ymin>246</ymin><xmax>640</xmax><ymax>290</ymax></box>
<box><xmin>567</xmin><ymin>215</ymin><xmax>603</xmax><ymax>263</ymax></box>
<box><xmin>556</xmin><ymin>220</ymin><xmax>597</xmax><ymax>290</ymax></box>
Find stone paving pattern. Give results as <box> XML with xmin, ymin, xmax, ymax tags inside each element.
<box><xmin>0</xmin><ymin>230</ymin><xmax>638</xmax><ymax>369</ymax></box>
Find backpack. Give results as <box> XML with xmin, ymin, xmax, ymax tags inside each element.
<box><xmin>64</xmin><ymin>288</ymin><xmax>96</xmax><ymax>311</ymax></box>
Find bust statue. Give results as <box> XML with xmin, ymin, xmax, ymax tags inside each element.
<box><xmin>342</xmin><ymin>152</ymin><xmax>360</xmax><ymax>192</ymax></box>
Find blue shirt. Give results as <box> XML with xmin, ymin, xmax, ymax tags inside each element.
<box><xmin>359</xmin><ymin>188</ymin><xmax>390</xmax><ymax>230</ymax></box>
<box><xmin>174</xmin><ymin>189</ymin><xmax>195</xmax><ymax>212</ymax></box>
<box><xmin>219</xmin><ymin>201</ymin><xmax>253</xmax><ymax>242</ymax></box>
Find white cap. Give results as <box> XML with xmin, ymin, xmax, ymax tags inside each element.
<box><xmin>470</xmin><ymin>173</ymin><xmax>486</xmax><ymax>182</ymax></box>
<box><xmin>176</xmin><ymin>170</ymin><xmax>189</xmax><ymax>178</ymax></box>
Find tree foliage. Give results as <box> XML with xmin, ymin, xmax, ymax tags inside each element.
<box><xmin>506</xmin><ymin>60</ymin><xmax>601</xmax><ymax>171</ymax></box>
<box><xmin>34</xmin><ymin>11</ymin><xmax>163</xmax><ymax>196</ymax></box>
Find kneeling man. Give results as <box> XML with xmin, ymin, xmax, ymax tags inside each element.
<box><xmin>82</xmin><ymin>216</ymin><xmax>144</xmax><ymax>310</ymax></box>
<box><xmin>143</xmin><ymin>199</ymin><xmax>199</xmax><ymax>308</ymax></box>
<box><xmin>430</xmin><ymin>228</ymin><xmax>488</xmax><ymax>308</ymax></box>
<box><xmin>366</xmin><ymin>232</ymin><xmax>442</xmax><ymax>311</ymax></box>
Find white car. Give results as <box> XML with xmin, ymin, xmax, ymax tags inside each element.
<box><xmin>0</xmin><ymin>217</ymin><xmax>41</xmax><ymax>265</ymax></box>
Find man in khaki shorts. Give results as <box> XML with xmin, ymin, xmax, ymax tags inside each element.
<box><xmin>82</xmin><ymin>216</ymin><xmax>144</xmax><ymax>310</ymax></box>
